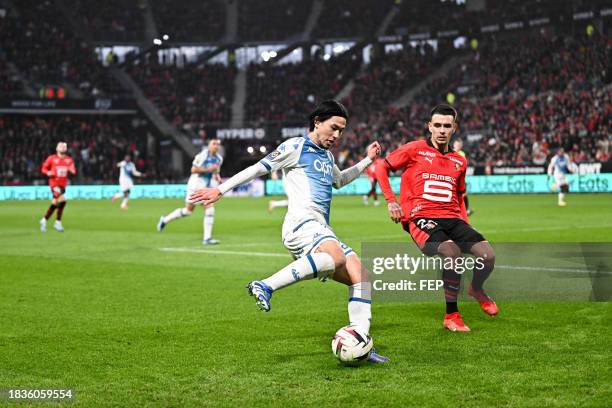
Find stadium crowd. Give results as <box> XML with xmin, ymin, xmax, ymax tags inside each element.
<box><xmin>245</xmin><ymin>51</ymin><xmax>362</xmax><ymax>125</ymax></box>
<box><xmin>0</xmin><ymin>0</ymin><xmax>127</xmax><ymax>98</ymax></box>
<box><xmin>0</xmin><ymin>115</ymin><xmax>155</xmax><ymax>185</ymax></box>
<box><xmin>238</xmin><ymin>0</ymin><xmax>310</xmax><ymax>42</ymax></box>
<box><xmin>127</xmin><ymin>57</ymin><xmax>237</xmax><ymax>132</ymax></box>
<box><xmin>151</xmin><ymin>0</ymin><xmax>224</xmax><ymax>42</ymax></box>
<box><xmin>64</xmin><ymin>0</ymin><xmax>145</xmax><ymax>42</ymax></box>
<box><xmin>335</xmin><ymin>32</ymin><xmax>611</xmax><ymax>168</ymax></box>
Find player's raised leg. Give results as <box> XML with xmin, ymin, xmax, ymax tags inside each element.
<box><xmin>247</xmin><ymin>249</ymin><xmax>336</xmax><ymax>311</ymax></box>
<box><xmin>157</xmin><ymin>204</ymin><xmax>194</xmax><ymax>232</ymax></box>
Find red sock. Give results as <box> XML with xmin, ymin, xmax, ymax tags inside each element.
<box><xmin>44</xmin><ymin>204</ymin><xmax>57</xmax><ymax>220</ymax></box>
<box><xmin>56</xmin><ymin>202</ymin><xmax>66</xmax><ymax>221</ymax></box>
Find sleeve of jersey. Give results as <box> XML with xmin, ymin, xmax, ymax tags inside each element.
<box><xmin>258</xmin><ymin>140</ymin><xmax>299</xmax><ymax>172</ymax></box>
<box><xmin>192</xmin><ymin>153</ymin><xmax>204</xmax><ymax>168</ymax></box>
<box><xmin>41</xmin><ymin>157</ymin><xmax>51</xmax><ymax>174</ymax></box>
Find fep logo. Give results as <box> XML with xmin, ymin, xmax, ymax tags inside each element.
<box><xmin>314</xmin><ymin>159</ymin><xmax>332</xmax><ymax>178</ymax></box>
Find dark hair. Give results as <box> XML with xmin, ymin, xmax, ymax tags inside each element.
<box><xmin>430</xmin><ymin>104</ymin><xmax>458</xmax><ymax>121</ymax></box>
<box><xmin>308</xmin><ymin>99</ymin><xmax>349</xmax><ymax>131</ymax></box>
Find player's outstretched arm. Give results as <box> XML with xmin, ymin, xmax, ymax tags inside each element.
<box><xmin>332</xmin><ymin>142</ymin><xmax>381</xmax><ymax>188</ymax></box>
<box><xmin>189</xmin><ymin>162</ymin><xmax>269</xmax><ymax>206</ymax></box>
<box><xmin>375</xmin><ymin>159</ymin><xmax>403</xmax><ymax>223</ymax></box>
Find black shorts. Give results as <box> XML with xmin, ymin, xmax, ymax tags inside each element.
<box><xmin>403</xmin><ymin>218</ymin><xmax>486</xmax><ymax>256</ymax></box>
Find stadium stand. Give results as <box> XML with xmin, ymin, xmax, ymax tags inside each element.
<box><xmin>0</xmin><ymin>0</ymin><xmax>127</xmax><ymax>98</ymax></box>
<box><xmin>126</xmin><ymin>56</ymin><xmax>237</xmax><ymax>131</ymax></box>
<box><xmin>150</xmin><ymin>0</ymin><xmax>225</xmax><ymax>43</ymax></box>
<box><xmin>0</xmin><ymin>115</ymin><xmax>155</xmax><ymax>185</ymax></box>
<box><xmin>63</xmin><ymin>0</ymin><xmax>146</xmax><ymax>42</ymax></box>
<box><xmin>238</xmin><ymin>0</ymin><xmax>311</xmax><ymax>42</ymax></box>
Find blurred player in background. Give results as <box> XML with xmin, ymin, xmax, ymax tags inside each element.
<box><xmin>157</xmin><ymin>138</ymin><xmax>223</xmax><ymax>245</ymax></box>
<box><xmin>547</xmin><ymin>148</ymin><xmax>576</xmax><ymax>206</ymax></box>
<box><xmin>268</xmin><ymin>198</ymin><xmax>288</xmax><ymax>212</ymax></box>
<box><xmin>111</xmin><ymin>155</ymin><xmax>144</xmax><ymax>209</ymax></box>
<box><xmin>39</xmin><ymin>142</ymin><xmax>76</xmax><ymax>232</ymax></box>
<box><xmin>452</xmin><ymin>138</ymin><xmax>473</xmax><ymax>215</ymax></box>
<box><xmin>188</xmin><ymin>100</ymin><xmax>388</xmax><ymax>362</ymax></box>
<box><xmin>377</xmin><ymin>104</ymin><xmax>497</xmax><ymax>333</ymax></box>
<box><xmin>362</xmin><ymin>157</ymin><xmax>384</xmax><ymax>206</ymax></box>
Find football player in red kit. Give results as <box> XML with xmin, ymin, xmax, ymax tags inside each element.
<box><xmin>376</xmin><ymin>104</ymin><xmax>497</xmax><ymax>332</ymax></box>
<box><xmin>40</xmin><ymin>142</ymin><xmax>76</xmax><ymax>232</ymax></box>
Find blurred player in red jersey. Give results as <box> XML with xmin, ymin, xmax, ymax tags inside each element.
<box><xmin>39</xmin><ymin>142</ymin><xmax>76</xmax><ymax>232</ymax></box>
<box><xmin>362</xmin><ymin>157</ymin><xmax>384</xmax><ymax>206</ymax></box>
<box><xmin>376</xmin><ymin>105</ymin><xmax>497</xmax><ymax>332</ymax></box>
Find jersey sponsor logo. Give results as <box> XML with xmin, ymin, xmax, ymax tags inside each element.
<box><xmin>423</xmin><ymin>180</ymin><xmax>453</xmax><ymax>202</ymax></box>
<box><xmin>418</xmin><ymin>150</ymin><xmax>436</xmax><ymax>158</ymax></box>
<box><xmin>266</xmin><ymin>150</ymin><xmax>281</xmax><ymax>161</ymax></box>
<box><xmin>314</xmin><ymin>159</ymin><xmax>332</xmax><ymax>178</ymax></box>
<box><xmin>422</xmin><ymin>173</ymin><xmax>456</xmax><ymax>184</ymax></box>
<box><xmin>449</xmin><ymin>157</ymin><xmax>463</xmax><ymax>166</ymax></box>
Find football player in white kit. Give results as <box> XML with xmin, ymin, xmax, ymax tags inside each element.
<box><xmin>111</xmin><ymin>155</ymin><xmax>144</xmax><ymax>209</ymax></box>
<box><xmin>189</xmin><ymin>100</ymin><xmax>389</xmax><ymax>362</ymax></box>
<box><xmin>157</xmin><ymin>138</ymin><xmax>223</xmax><ymax>245</ymax></box>
<box><xmin>547</xmin><ymin>148</ymin><xmax>577</xmax><ymax>206</ymax></box>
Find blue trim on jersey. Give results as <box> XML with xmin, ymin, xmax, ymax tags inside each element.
<box><xmin>306</xmin><ymin>254</ymin><xmax>318</xmax><ymax>278</ymax></box>
<box><xmin>308</xmin><ymin>235</ymin><xmax>339</xmax><ymax>254</ymax></box>
<box><xmin>349</xmin><ymin>297</ymin><xmax>372</xmax><ymax>304</ymax></box>
<box><xmin>292</xmin><ymin>219</ymin><xmax>316</xmax><ymax>233</ymax></box>
<box><xmin>260</xmin><ymin>160</ymin><xmax>271</xmax><ymax>171</ymax></box>
<box><xmin>344</xmin><ymin>249</ymin><xmax>354</xmax><ymax>256</ymax></box>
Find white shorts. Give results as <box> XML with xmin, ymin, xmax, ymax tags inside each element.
<box><xmin>119</xmin><ymin>177</ymin><xmax>134</xmax><ymax>192</ymax></box>
<box><xmin>185</xmin><ymin>178</ymin><xmax>218</xmax><ymax>204</ymax></box>
<box><xmin>282</xmin><ymin>219</ymin><xmax>354</xmax><ymax>260</ymax></box>
<box><xmin>554</xmin><ymin>173</ymin><xmax>568</xmax><ymax>187</ymax></box>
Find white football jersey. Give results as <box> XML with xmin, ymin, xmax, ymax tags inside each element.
<box><xmin>188</xmin><ymin>148</ymin><xmax>223</xmax><ymax>188</ymax></box>
<box><xmin>118</xmin><ymin>160</ymin><xmax>141</xmax><ymax>181</ymax></box>
<box><xmin>259</xmin><ymin>136</ymin><xmax>342</xmax><ymax>227</ymax></box>
<box><xmin>548</xmin><ymin>154</ymin><xmax>574</xmax><ymax>176</ymax></box>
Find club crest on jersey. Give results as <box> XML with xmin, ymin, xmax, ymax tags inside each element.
<box><xmin>455</xmin><ymin>163</ymin><xmax>459</xmax><ymax>170</ymax></box>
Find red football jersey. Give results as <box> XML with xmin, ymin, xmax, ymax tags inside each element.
<box><xmin>41</xmin><ymin>154</ymin><xmax>76</xmax><ymax>187</ymax></box>
<box><xmin>379</xmin><ymin>139</ymin><xmax>467</xmax><ymax>221</ymax></box>
<box><xmin>365</xmin><ymin>158</ymin><xmax>384</xmax><ymax>180</ymax></box>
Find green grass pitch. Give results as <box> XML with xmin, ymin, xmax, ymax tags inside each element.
<box><xmin>0</xmin><ymin>194</ymin><xmax>611</xmax><ymax>407</ymax></box>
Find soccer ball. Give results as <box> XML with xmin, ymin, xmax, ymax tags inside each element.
<box><xmin>331</xmin><ymin>325</ymin><xmax>373</xmax><ymax>363</ymax></box>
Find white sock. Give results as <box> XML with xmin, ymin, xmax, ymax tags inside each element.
<box><xmin>271</xmin><ymin>200</ymin><xmax>288</xmax><ymax>209</ymax></box>
<box><xmin>348</xmin><ymin>282</ymin><xmax>372</xmax><ymax>333</ymax></box>
<box><xmin>164</xmin><ymin>208</ymin><xmax>191</xmax><ymax>223</ymax></box>
<box><xmin>262</xmin><ymin>252</ymin><xmax>335</xmax><ymax>291</ymax></box>
<box><xmin>559</xmin><ymin>192</ymin><xmax>565</xmax><ymax>202</ymax></box>
<box><xmin>121</xmin><ymin>198</ymin><xmax>129</xmax><ymax>207</ymax></box>
<box><xmin>203</xmin><ymin>206</ymin><xmax>215</xmax><ymax>240</ymax></box>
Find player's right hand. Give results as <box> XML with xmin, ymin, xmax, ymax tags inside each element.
<box><xmin>189</xmin><ymin>187</ymin><xmax>222</xmax><ymax>206</ymax></box>
<box><xmin>388</xmin><ymin>202</ymin><xmax>404</xmax><ymax>223</ymax></box>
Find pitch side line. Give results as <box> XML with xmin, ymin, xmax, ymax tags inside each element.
<box><xmin>159</xmin><ymin>247</ymin><xmax>288</xmax><ymax>258</ymax></box>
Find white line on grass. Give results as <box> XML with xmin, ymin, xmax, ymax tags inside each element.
<box><xmin>159</xmin><ymin>247</ymin><xmax>289</xmax><ymax>258</ymax></box>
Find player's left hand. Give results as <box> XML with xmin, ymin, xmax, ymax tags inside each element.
<box><xmin>189</xmin><ymin>187</ymin><xmax>222</xmax><ymax>206</ymax></box>
<box><xmin>366</xmin><ymin>141</ymin><xmax>381</xmax><ymax>160</ymax></box>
